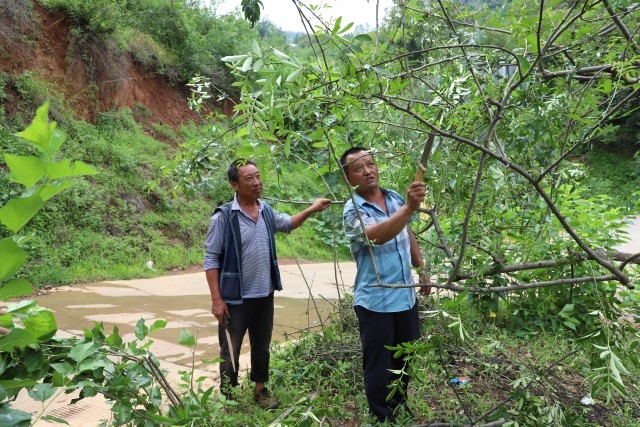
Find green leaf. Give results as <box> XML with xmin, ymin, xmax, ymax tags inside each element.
<box><xmin>612</xmin><ymin>351</ymin><xmax>630</xmax><ymax>375</ymax></box>
<box><xmin>252</xmin><ymin>39</ymin><xmax>262</xmax><ymax>57</ymax></box>
<box><xmin>0</xmin><ymin>311</ymin><xmax>12</xmax><ymax>328</ymax></box>
<box><xmin>284</xmin><ymin>138</ymin><xmax>291</xmax><ymax>158</ymax></box>
<box><xmin>252</xmin><ymin>58</ymin><xmax>264</xmax><ymax>73</ymax></box>
<box><xmin>241</xmin><ymin>56</ymin><xmax>254</xmax><ymax>72</ymax></box>
<box><xmin>0</xmin><ymin>238</ymin><xmax>26</xmax><ymax>282</ymax></box>
<box><xmin>107</xmin><ymin>325</ymin><xmax>123</xmax><ymax>347</ymax></box>
<box><xmin>0</xmin><ymin>194</ymin><xmax>45</xmax><ymax>233</ymax></box>
<box><xmin>0</xmin><ymin>278</ymin><xmax>33</xmax><ymax>300</ymax></box>
<box><xmin>50</xmin><ymin>362</ymin><xmax>75</xmax><ymax>377</ymax></box>
<box><xmin>354</xmin><ymin>33</ymin><xmax>373</xmax><ymax>42</ymax></box>
<box><xmin>3</xmin><ymin>155</ymin><xmax>46</xmax><ymax>187</ymax></box>
<box><xmin>78</xmin><ymin>357</ymin><xmax>111</xmax><ymax>373</ymax></box>
<box><xmin>258</xmin><ymin>129</ymin><xmax>277</xmax><ymax>142</ymax></box>
<box><xmin>45</xmin><ymin>159</ymin><xmax>96</xmax><ymax>180</ymax></box>
<box><xmin>609</xmin><ymin>355</ymin><xmax>624</xmax><ymax>386</ymax></box>
<box><xmin>235</xmin><ymin>127</ymin><xmax>249</xmax><ymax>138</ymax></box>
<box><xmin>15</xmin><ymin>102</ymin><xmax>54</xmax><ymax>153</ymax></box>
<box><xmin>28</xmin><ymin>383</ymin><xmax>56</xmax><ymax>402</ymax></box>
<box><xmin>0</xmin><ymin>328</ymin><xmax>37</xmax><ymax>351</ymax></box>
<box><xmin>7</xmin><ymin>300</ymin><xmax>37</xmax><ymax>314</ymax></box>
<box><xmin>0</xmin><ymin>379</ymin><xmax>38</xmax><ymax>391</ymax></box>
<box><xmin>515</xmin><ymin>54</ymin><xmax>531</xmax><ymax>75</ymax></box>
<box><xmin>221</xmin><ymin>54</ymin><xmax>249</xmax><ymax>63</ymax></box>
<box><xmin>562</xmin><ymin>320</ymin><xmax>577</xmax><ymax>331</ymax></box>
<box><xmin>23</xmin><ymin>308</ymin><xmax>57</xmax><ymax>340</ymax></box>
<box><xmin>23</xmin><ymin>350</ymin><xmax>43</xmax><ymax>373</ymax></box>
<box><xmin>286</xmin><ymin>68</ymin><xmax>303</xmax><ymax>83</ymax></box>
<box><xmin>272</xmin><ymin>48</ymin><xmax>290</xmax><ymax>61</ymax></box>
<box><xmin>558</xmin><ymin>303</ymin><xmax>574</xmax><ymax>318</ymax></box>
<box><xmin>331</xmin><ymin>16</ymin><xmax>342</xmax><ymax>35</ymax></box>
<box><xmin>149</xmin><ymin>319</ymin><xmax>167</xmax><ymax>333</ymax></box>
<box><xmin>68</xmin><ymin>342</ymin><xmax>96</xmax><ymax>364</ymax></box>
<box><xmin>35</xmin><ymin>181</ymin><xmax>76</xmax><ymax>202</ymax></box>
<box><xmin>0</xmin><ymin>404</ymin><xmax>32</xmax><ymax>427</ymax></box>
<box><xmin>338</xmin><ymin>21</ymin><xmax>354</xmax><ymax>34</ymax></box>
<box><xmin>134</xmin><ymin>318</ymin><xmax>148</xmax><ymax>340</ymax></box>
<box><xmin>41</xmin><ymin>415</ymin><xmax>69</xmax><ymax>425</ymax></box>
<box><xmin>178</xmin><ymin>329</ymin><xmax>196</xmax><ymax>347</ymax></box>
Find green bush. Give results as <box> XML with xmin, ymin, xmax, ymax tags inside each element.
<box><xmin>11</xmin><ymin>72</ymin><xmax>69</xmax><ymax>122</ymax></box>
<box><xmin>584</xmin><ymin>149</ymin><xmax>640</xmax><ymax>211</ymax></box>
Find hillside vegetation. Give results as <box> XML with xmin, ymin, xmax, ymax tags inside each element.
<box><xmin>0</xmin><ymin>0</ymin><xmax>344</xmax><ymax>285</ymax></box>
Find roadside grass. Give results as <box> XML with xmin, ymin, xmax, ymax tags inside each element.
<box><xmin>266</xmin><ymin>161</ymin><xmax>351</xmax><ymax>262</ymax></box>
<box><xmin>275</xmin><ymin>209</ymin><xmax>351</xmax><ymax>262</ymax></box>
<box><xmin>584</xmin><ymin>147</ymin><xmax>640</xmax><ymax>211</ymax></box>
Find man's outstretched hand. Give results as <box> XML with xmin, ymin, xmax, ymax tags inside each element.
<box><xmin>418</xmin><ymin>273</ymin><xmax>432</xmax><ymax>296</ymax></box>
<box><xmin>310</xmin><ymin>198</ymin><xmax>332</xmax><ymax>213</ymax></box>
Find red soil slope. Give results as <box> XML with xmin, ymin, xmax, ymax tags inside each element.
<box><xmin>0</xmin><ymin>4</ymin><xmax>227</xmax><ymax>134</ymax></box>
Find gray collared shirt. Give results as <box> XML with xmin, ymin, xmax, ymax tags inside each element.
<box><xmin>204</xmin><ymin>196</ymin><xmax>292</xmax><ymax>298</ymax></box>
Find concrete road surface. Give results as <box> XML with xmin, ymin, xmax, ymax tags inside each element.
<box><xmin>13</xmin><ymin>262</ymin><xmax>356</xmax><ymax>426</ymax></box>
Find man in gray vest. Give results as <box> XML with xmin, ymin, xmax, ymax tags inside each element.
<box><xmin>204</xmin><ymin>158</ymin><xmax>331</xmax><ymax>409</ymax></box>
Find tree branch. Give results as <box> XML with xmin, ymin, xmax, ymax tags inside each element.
<box><xmin>375</xmin><ymin>275</ymin><xmax>618</xmax><ymax>294</ymax></box>
<box><xmin>602</xmin><ymin>0</ymin><xmax>640</xmax><ymax>55</ymax></box>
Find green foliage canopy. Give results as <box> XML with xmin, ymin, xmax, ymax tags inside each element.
<box><xmin>176</xmin><ymin>0</ymin><xmax>640</xmax><ymax>404</ymax></box>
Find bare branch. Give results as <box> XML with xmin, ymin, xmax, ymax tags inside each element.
<box><xmin>376</xmin><ymin>275</ymin><xmax>618</xmax><ymax>294</ymax></box>
<box><xmin>602</xmin><ymin>0</ymin><xmax>640</xmax><ymax>55</ymax></box>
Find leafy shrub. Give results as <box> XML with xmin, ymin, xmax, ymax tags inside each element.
<box><xmin>13</xmin><ymin>72</ymin><xmax>68</xmax><ymax>121</ymax></box>
<box><xmin>95</xmin><ymin>108</ymin><xmax>139</xmax><ymax>133</ymax></box>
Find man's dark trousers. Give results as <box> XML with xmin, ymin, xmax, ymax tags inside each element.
<box><xmin>219</xmin><ymin>294</ymin><xmax>274</xmax><ymax>388</ymax></box>
<box><xmin>355</xmin><ymin>303</ymin><xmax>420</xmax><ymax>422</ymax></box>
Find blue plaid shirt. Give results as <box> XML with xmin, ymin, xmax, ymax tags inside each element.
<box><xmin>343</xmin><ymin>188</ymin><xmax>417</xmax><ymax>313</ymax></box>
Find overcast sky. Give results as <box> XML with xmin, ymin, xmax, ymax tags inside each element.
<box><xmin>216</xmin><ymin>0</ymin><xmax>394</xmax><ymax>32</ymax></box>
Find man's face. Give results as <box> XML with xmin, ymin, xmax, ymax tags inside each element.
<box><xmin>345</xmin><ymin>151</ymin><xmax>378</xmax><ymax>190</ymax></box>
<box><xmin>231</xmin><ymin>163</ymin><xmax>262</xmax><ymax>199</ymax></box>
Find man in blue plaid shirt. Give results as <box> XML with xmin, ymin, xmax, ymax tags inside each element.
<box><xmin>341</xmin><ymin>147</ymin><xmax>431</xmax><ymax>423</ymax></box>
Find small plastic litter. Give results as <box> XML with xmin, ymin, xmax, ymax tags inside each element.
<box><xmin>580</xmin><ymin>396</ymin><xmax>594</xmax><ymax>405</ymax></box>
<box><xmin>146</xmin><ymin>260</ymin><xmax>157</xmax><ymax>272</ymax></box>
<box><xmin>450</xmin><ymin>376</ymin><xmax>473</xmax><ymax>386</ymax></box>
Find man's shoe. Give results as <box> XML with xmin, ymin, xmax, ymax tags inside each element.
<box><xmin>254</xmin><ymin>388</ymin><xmax>280</xmax><ymax>409</ymax></box>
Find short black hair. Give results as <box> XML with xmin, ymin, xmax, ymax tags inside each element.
<box><xmin>227</xmin><ymin>158</ymin><xmax>257</xmax><ymax>182</ymax></box>
<box><xmin>339</xmin><ymin>146</ymin><xmax>370</xmax><ymax>176</ymax></box>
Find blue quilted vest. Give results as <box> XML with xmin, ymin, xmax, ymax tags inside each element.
<box><xmin>214</xmin><ymin>202</ymin><xmax>283</xmax><ymax>304</ymax></box>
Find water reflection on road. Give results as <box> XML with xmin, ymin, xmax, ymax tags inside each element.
<box><xmin>37</xmin><ymin>288</ymin><xmax>336</xmax><ymax>369</ymax></box>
